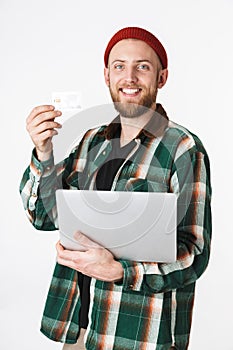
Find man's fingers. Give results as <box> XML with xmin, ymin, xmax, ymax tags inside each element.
<box><xmin>56</xmin><ymin>256</ymin><xmax>78</xmax><ymax>271</ymax></box>
<box><xmin>56</xmin><ymin>241</ymin><xmax>90</xmax><ymax>274</ymax></box>
<box><xmin>29</xmin><ymin>119</ymin><xmax>62</xmax><ymax>134</ymax></box>
<box><xmin>35</xmin><ymin>110</ymin><xmax>62</xmax><ymax>125</ymax></box>
<box><xmin>26</xmin><ymin>105</ymin><xmax>62</xmax><ymax>155</ymax></box>
<box><xmin>56</xmin><ymin>241</ymin><xmax>64</xmax><ymax>253</ymax></box>
<box><xmin>27</xmin><ymin>110</ymin><xmax>62</xmax><ymax>131</ymax></box>
<box><xmin>26</xmin><ymin>105</ymin><xmax>55</xmax><ymax>123</ymax></box>
<box><xmin>56</xmin><ymin>240</ymin><xmax>84</xmax><ymax>260</ymax></box>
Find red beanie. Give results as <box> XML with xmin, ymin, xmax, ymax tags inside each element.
<box><xmin>104</xmin><ymin>26</ymin><xmax>168</xmax><ymax>69</ymax></box>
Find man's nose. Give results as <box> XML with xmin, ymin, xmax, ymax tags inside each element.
<box><xmin>124</xmin><ymin>67</ymin><xmax>138</xmax><ymax>83</ymax></box>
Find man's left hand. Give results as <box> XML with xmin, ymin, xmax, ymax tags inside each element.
<box><xmin>56</xmin><ymin>231</ymin><xmax>124</xmax><ymax>282</ymax></box>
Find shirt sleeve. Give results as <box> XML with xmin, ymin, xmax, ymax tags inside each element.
<box><xmin>19</xmin><ymin>127</ymin><xmax>102</xmax><ymax>232</ymax></box>
<box><xmin>19</xmin><ymin>149</ymin><xmax>63</xmax><ymax>230</ymax></box>
<box><xmin>116</xmin><ymin>140</ymin><xmax>212</xmax><ymax>294</ymax></box>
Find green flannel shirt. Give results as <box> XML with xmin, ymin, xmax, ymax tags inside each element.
<box><xmin>19</xmin><ymin>104</ymin><xmax>212</xmax><ymax>350</ymax></box>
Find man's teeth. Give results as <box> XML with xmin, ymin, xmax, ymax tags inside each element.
<box><xmin>122</xmin><ymin>88</ymin><xmax>139</xmax><ymax>95</ymax></box>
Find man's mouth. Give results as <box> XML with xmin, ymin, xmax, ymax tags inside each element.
<box><xmin>120</xmin><ymin>88</ymin><xmax>141</xmax><ymax>96</ymax></box>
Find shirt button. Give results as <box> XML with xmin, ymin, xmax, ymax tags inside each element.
<box><xmin>129</xmin><ymin>284</ymin><xmax>134</xmax><ymax>289</ymax></box>
<box><xmin>102</xmin><ymin>151</ymin><xmax>106</xmax><ymax>155</ymax></box>
<box><xmin>46</xmin><ymin>166</ymin><xmax>51</xmax><ymax>170</ymax></box>
<box><xmin>32</xmin><ymin>193</ymin><xmax>37</xmax><ymax>197</ymax></box>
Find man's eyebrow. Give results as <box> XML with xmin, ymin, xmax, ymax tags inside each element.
<box><xmin>110</xmin><ymin>59</ymin><xmax>152</xmax><ymax>65</ymax></box>
<box><xmin>111</xmin><ymin>59</ymin><xmax>125</xmax><ymax>65</ymax></box>
<box><xmin>135</xmin><ymin>59</ymin><xmax>152</xmax><ymax>63</ymax></box>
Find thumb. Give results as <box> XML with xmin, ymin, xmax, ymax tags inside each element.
<box><xmin>73</xmin><ymin>231</ymin><xmax>101</xmax><ymax>249</ymax></box>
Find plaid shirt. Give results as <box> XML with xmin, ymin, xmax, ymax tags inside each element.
<box><xmin>19</xmin><ymin>104</ymin><xmax>212</xmax><ymax>350</ymax></box>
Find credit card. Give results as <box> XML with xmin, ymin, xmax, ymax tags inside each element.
<box><xmin>51</xmin><ymin>91</ymin><xmax>82</xmax><ymax>111</ymax></box>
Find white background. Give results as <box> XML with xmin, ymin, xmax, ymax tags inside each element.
<box><xmin>1</xmin><ymin>0</ymin><xmax>232</xmax><ymax>349</ymax></box>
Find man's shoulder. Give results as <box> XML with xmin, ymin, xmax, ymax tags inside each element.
<box><xmin>167</xmin><ymin>120</ymin><xmax>196</xmax><ymax>138</ymax></box>
<box><xmin>69</xmin><ymin>123</ymin><xmax>109</xmax><ymax>157</ymax></box>
<box><xmin>165</xmin><ymin>120</ymin><xmax>208</xmax><ymax>156</ymax></box>
<box><xmin>82</xmin><ymin>123</ymin><xmax>109</xmax><ymax>141</ymax></box>
<box><xmin>85</xmin><ymin>123</ymin><xmax>108</xmax><ymax>134</ymax></box>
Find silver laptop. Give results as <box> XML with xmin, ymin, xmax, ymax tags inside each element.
<box><xmin>55</xmin><ymin>189</ymin><xmax>177</xmax><ymax>262</ymax></box>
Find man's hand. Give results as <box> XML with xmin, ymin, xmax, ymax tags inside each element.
<box><xmin>26</xmin><ymin>105</ymin><xmax>62</xmax><ymax>161</ymax></box>
<box><xmin>56</xmin><ymin>231</ymin><xmax>124</xmax><ymax>282</ymax></box>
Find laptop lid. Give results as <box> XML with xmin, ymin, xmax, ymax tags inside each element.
<box><xmin>55</xmin><ymin>189</ymin><xmax>177</xmax><ymax>262</ymax></box>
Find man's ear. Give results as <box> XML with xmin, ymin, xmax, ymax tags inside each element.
<box><xmin>158</xmin><ymin>69</ymin><xmax>168</xmax><ymax>89</ymax></box>
<box><xmin>104</xmin><ymin>67</ymin><xmax>110</xmax><ymax>86</ymax></box>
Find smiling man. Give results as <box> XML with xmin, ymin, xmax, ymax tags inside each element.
<box><xmin>104</xmin><ymin>33</ymin><xmax>168</xmax><ymax>148</ymax></box>
<box><xmin>20</xmin><ymin>27</ymin><xmax>212</xmax><ymax>350</ymax></box>
<box><xmin>105</xmin><ymin>36</ymin><xmax>167</xmax><ymax>116</ymax></box>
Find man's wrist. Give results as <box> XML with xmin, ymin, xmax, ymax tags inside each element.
<box><xmin>36</xmin><ymin>148</ymin><xmax>53</xmax><ymax>162</ymax></box>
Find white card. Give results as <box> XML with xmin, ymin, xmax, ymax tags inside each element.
<box><xmin>51</xmin><ymin>91</ymin><xmax>82</xmax><ymax>111</ymax></box>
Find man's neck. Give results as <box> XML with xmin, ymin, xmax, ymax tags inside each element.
<box><xmin>119</xmin><ymin>109</ymin><xmax>155</xmax><ymax>147</ymax></box>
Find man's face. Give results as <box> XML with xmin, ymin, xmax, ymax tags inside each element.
<box><xmin>104</xmin><ymin>39</ymin><xmax>166</xmax><ymax>118</ymax></box>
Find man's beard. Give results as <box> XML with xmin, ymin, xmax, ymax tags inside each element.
<box><xmin>109</xmin><ymin>85</ymin><xmax>158</xmax><ymax>118</ymax></box>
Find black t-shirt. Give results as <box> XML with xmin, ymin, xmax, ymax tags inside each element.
<box><xmin>78</xmin><ymin>133</ymin><xmax>136</xmax><ymax>328</ymax></box>
<box><xmin>95</xmin><ymin>135</ymin><xmax>136</xmax><ymax>190</ymax></box>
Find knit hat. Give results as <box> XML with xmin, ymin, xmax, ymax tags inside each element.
<box><xmin>104</xmin><ymin>26</ymin><xmax>168</xmax><ymax>69</ymax></box>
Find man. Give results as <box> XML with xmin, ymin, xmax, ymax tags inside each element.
<box><xmin>19</xmin><ymin>27</ymin><xmax>212</xmax><ymax>349</ymax></box>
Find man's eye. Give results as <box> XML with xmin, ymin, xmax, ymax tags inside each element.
<box><xmin>138</xmin><ymin>64</ymin><xmax>149</xmax><ymax>70</ymax></box>
<box><xmin>114</xmin><ymin>64</ymin><xmax>124</xmax><ymax>70</ymax></box>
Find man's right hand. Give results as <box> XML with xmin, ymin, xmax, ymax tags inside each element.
<box><xmin>26</xmin><ymin>105</ymin><xmax>62</xmax><ymax>161</ymax></box>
